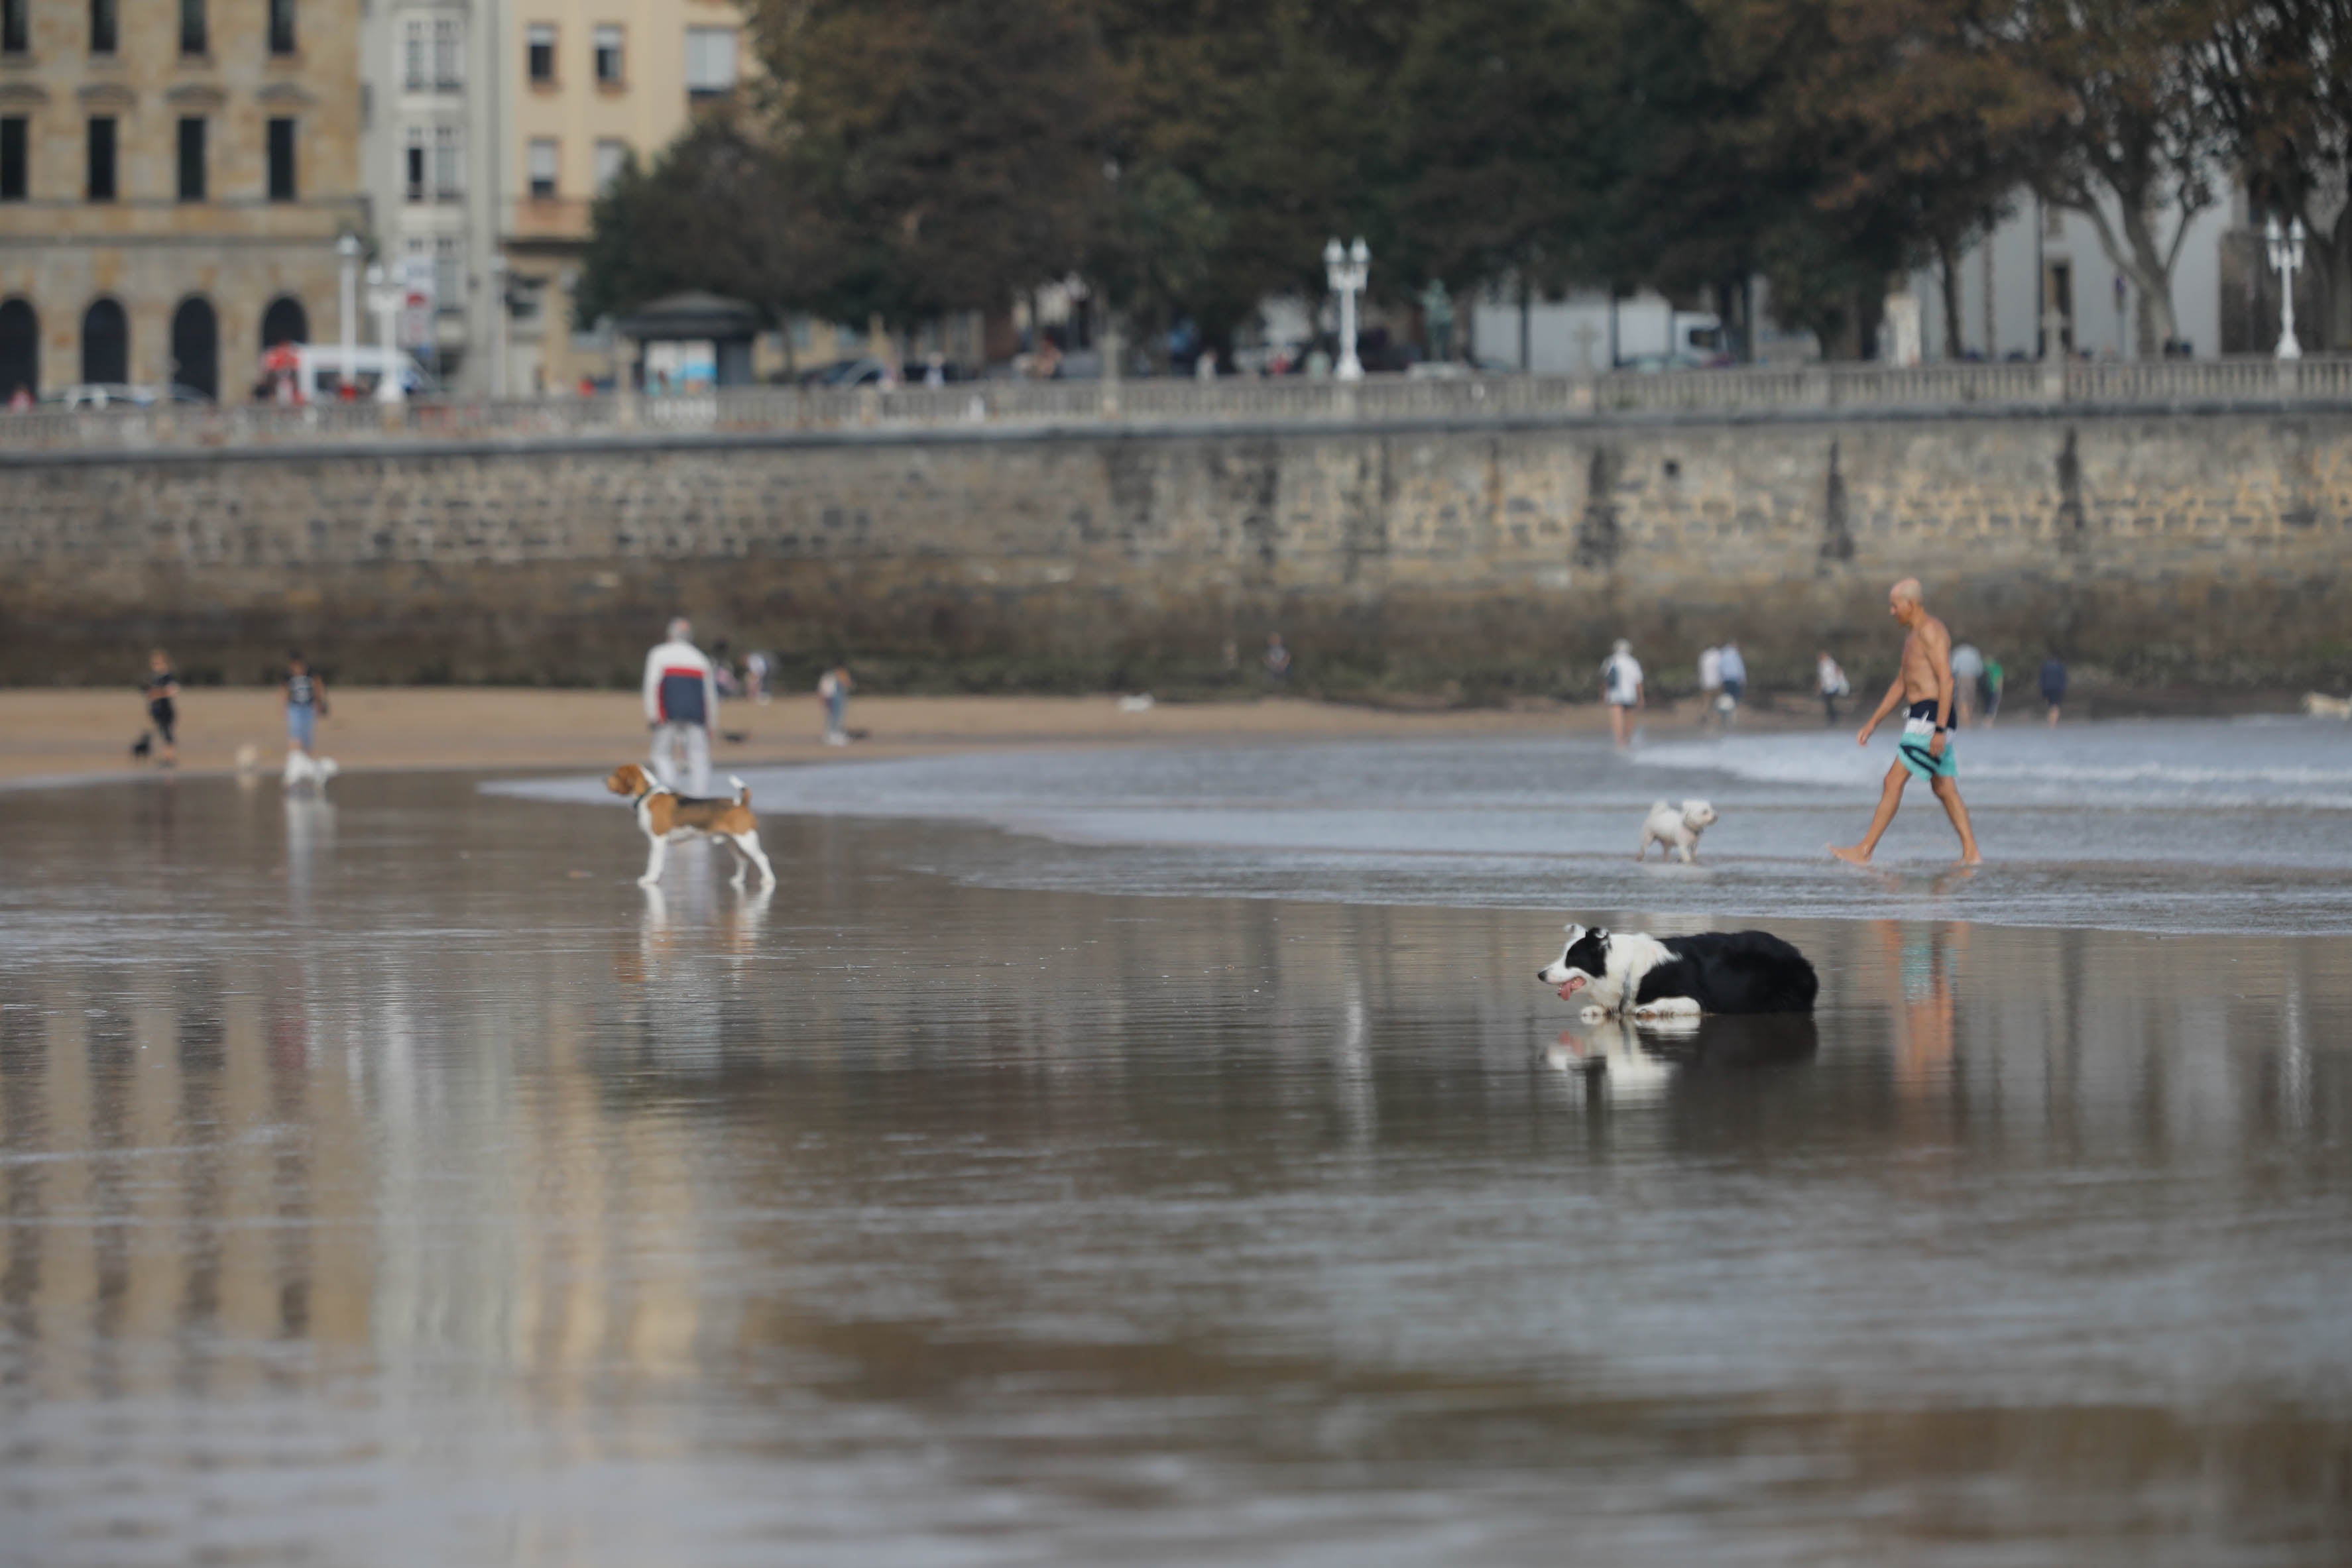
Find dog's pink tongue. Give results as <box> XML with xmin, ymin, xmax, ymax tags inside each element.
<box><xmin>1557</xmin><ymin>977</ymin><xmax>1586</xmax><ymax>1001</ymax></box>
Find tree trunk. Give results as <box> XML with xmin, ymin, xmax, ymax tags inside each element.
<box><xmin>2111</xmin><ymin>201</ymin><xmax>2182</xmax><ymax>353</ymax></box>
<box><xmin>2325</xmin><ymin>201</ymin><xmax>2352</xmax><ymax>352</ymax></box>
<box><xmin>1936</xmin><ymin>237</ymin><xmax>1964</xmax><ymax>359</ymax></box>
<box><xmin>1518</xmin><ymin>272</ymin><xmax>1532</xmax><ymax>372</ymax></box>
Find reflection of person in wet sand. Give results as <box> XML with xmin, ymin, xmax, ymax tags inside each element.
<box><xmin>1875</xmin><ymin>921</ymin><xmax>1964</xmax><ymax>1093</ymax></box>
<box><xmin>1830</xmin><ymin>579</ymin><xmax>1984</xmax><ymax>867</ymax></box>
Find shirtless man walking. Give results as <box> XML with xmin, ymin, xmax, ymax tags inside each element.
<box><xmin>1830</xmin><ymin>578</ymin><xmax>1984</xmax><ymax>866</ymax></box>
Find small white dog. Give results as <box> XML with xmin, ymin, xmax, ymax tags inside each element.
<box><xmin>1637</xmin><ymin>799</ymin><xmax>1718</xmax><ymax>863</ymax></box>
<box><xmin>282</xmin><ymin>751</ymin><xmax>340</xmax><ymax>791</ymax></box>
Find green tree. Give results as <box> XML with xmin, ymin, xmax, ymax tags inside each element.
<box><xmin>573</xmin><ymin>115</ymin><xmax>816</xmax><ymax>332</ymax></box>
<box><xmin>1983</xmin><ymin>0</ymin><xmax>2228</xmax><ymax>354</ymax></box>
<box><xmin>754</xmin><ymin>0</ymin><xmax>1118</xmax><ymax>329</ymax></box>
<box><xmin>1391</xmin><ymin>0</ymin><xmax>1610</xmax><ymax>361</ymax></box>
<box><xmin>2196</xmin><ymin>0</ymin><xmax>2352</xmax><ymax>347</ymax></box>
<box><xmin>1095</xmin><ymin>0</ymin><xmax>1416</xmax><ymax>352</ymax></box>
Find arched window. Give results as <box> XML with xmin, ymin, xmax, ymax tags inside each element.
<box><xmin>82</xmin><ymin>297</ymin><xmax>128</xmax><ymax>384</ymax></box>
<box><xmin>259</xmin><ymin>294</ymin><xmax>308</xmax><ymax>349</ymax></box>
<box><xmin>0</xmin><ymin>298</ymin><xmax>36</xmax><ymax>402</ymax></box>
<box><xmin>170</xmin><ymin>296</ymin><xmax>218</xmax><ymax>400</ymax></box>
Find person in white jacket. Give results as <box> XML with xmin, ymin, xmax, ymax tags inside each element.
<box><xmin>642</xmin><ymin>617</ymin><xmax>717</xmax><ymax>795</ymax></box>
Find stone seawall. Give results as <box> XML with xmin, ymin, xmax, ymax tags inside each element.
<box><xmin>3</xmin><ymin>410</ymin><xmax>2349</xmax><ymax>693</ymax></box>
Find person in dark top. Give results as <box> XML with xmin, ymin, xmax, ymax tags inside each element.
<box><xmin>141</xmin><ymin>647</ymin><xmax>181</xmax><ymax>768</ymax></box>
<box><xmin>283</xmin><ymin>652</ymin><xmax>328</xmax><ymax>756</ymax></box>
<box><xmin>2039</xmin><ymin>655</ymin><xmax>2067</xmax><ymax>727</ymax></box>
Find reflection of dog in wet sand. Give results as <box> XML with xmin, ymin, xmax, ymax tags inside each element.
<box><xmin>605</xmin><ymin>763</ymin><xmax>777</xmax><ymax>889</ymax></box>
<box><xmin>1537</xmin><ymin>923</ymin><xmax>1818</xmax><ymax>1022</ymax></box>
<box><xmin>1637</xmin><ymin>799</ymin><xmax>1718</xmax><ymax>863</ymax></box>
<box><xmin>1549</xmin><ymin>1011</ymin><xmax>1818</xmax><ymax>1094</ymax></box>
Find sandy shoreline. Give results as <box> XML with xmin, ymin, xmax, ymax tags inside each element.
<box><xmin>0</xmin><ymin>687</ymin><xmax>1688</xmax><ymax>787</ymax></box>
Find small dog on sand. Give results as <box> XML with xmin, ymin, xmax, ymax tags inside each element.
<box><xmin>1637</xmin><ymin>799</ymin><xmax>1718</xmax><ymax>863</ymax></box>
<box><xmin>2304</xmin><ymin>693</ymin><xmax>2352</xmax><ymax>721</ymax></box>
<box><xmin>606</xmin><ymin>762</ymin><xmax>777</xmax><ymax>890</ymax></box>
<box><xmin>282</xmin><ymin>751</ymin><xmax>339</xmax><ymax>791</ymax></box>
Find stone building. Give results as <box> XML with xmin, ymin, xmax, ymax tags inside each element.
<box><xmin>357</xmin><ymin>0</ymin><xmax>499</xmax><ymax>395</ymax></box>
<box><xmin>0</xmin><ymin>0</ymin><xmax>365</xmax><ymax>400</ymax></box>
<box><xmin>497</xmin><ymin>0</ymin><xmax>747</xmax><ymax>394</ymax></box>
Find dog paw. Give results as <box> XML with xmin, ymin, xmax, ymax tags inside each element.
<box><xmin>1578</xmin><ymin>1005</ymin><xmax>1610</xmax><ymax>1023</ymax></box>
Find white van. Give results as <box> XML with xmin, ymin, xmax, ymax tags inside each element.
<box><xmin>282</xmin><ymin>345</ymin><xmax>436</xmax><ymax>402</ymax></box>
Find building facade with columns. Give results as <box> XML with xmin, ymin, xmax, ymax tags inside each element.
<box><xmin>0</xmin><ymin>0</ymin><xmax>365</xmax><ymax>401</ymax></box>
<box><xmin>497</xmin><ymin>0</ymin><xmax>746</xmax><ymax>395</ymax></box>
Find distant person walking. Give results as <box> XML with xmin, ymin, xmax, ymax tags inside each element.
<box><xmin>1716</xmin><ymin>642</ymin><xmax>1747</xmax><ymax>725</ymax></box>
<box><xmin>1980</xmin><ymin>655</ymin><xmax>2005</xmax><ymax>726</ymax></box>
<box><xmin>1697</xmin><ymin>644</ymin><xmax>1724</xmax><ymax>726</ymax></box>
<box><xmin>1830</xmin><ymin>579</ymin><xmax>1983</xmax><ymax>866</ymax></box>
<box><xmin>1602</xmin><ymin>638</ymin><xmax>1644</xmax><ymax>748</ymax></box>
<box><xmin>140</xmin><ymin>649</ymin><xmax>181</xmax><ymax>769</ymax></box>
<box><xmin>1816</xmin><ymin>650</ymin><xmax>1849</xmax><ymax>725</ymax></box>
<box><xmin>1950</xmin><ymin>642</ymin><xmax>1984</xmax><ymax>727</ymax></box>
<box><xmin>1264</xmin><ymin>633</ymin><xmax>1292</xmax><ymax>686</ymax></box>
<box><xmin>817</xmin><ymin>663</ymin><xmax>854</xmax><ymax>746</ymax></box>
<box><xmin>643</xmin><ymin>616</ymin><xmax>717</xmax><ymax>795</ymax></box>
<box><xmin>745</xmin><ymin>650</ymin><xmax>772</xmax><ymax>705</ymax></box>
<box><xmin>2039</xmin><ymin>654</ymin><xmax>2068</xmax><ymax>726</ymax></box>
<box><xmin>282</xmin><ymin>652</ymin><xmax>327</xmax><ymax>758</ymax></box>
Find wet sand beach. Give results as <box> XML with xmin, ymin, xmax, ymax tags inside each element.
<box><xmin>4</xmin><ymin>761</ymin><xmax>2350</xmax><ymax>1565</ymax></box>
<box><xmin>0</xmin><ymin>688</ymin><xmax>1619</xmax><ymax>786</ymax></box>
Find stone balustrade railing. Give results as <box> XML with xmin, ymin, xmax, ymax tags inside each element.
<box><xmin>6</xmin><ymin>357</ymin><xmax>2350</xmax><ymax>455</ymax></box>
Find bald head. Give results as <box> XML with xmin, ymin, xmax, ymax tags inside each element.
<box><xmin>1887</xmin><ymin>577</ymin><xmax>1927</xmax><ymax>628</ymax></box>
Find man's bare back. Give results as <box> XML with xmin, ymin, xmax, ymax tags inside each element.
<box><xmin>1828</xmin><ymin>578</ymin><xmax>1984</xmax><ymax>867</ymax></box>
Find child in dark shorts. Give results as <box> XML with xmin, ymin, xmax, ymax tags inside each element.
<box><xmin>141</xmin><ymin>649</ymin><xmax>180</xmax><ymax>767</ymax></box>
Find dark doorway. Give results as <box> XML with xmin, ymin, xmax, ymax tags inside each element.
<box><xmin>170</xmin><ymin>295</ymin><xmax>217</xmax><ymax>399</ymax></box>
<box><xmin>81</xmin><ymin>296</ymin><xmax>127</xmax><ymax>384</ymax></box>
<box><xmin>260</xmin><ymin>294</ymin><xmax>306</xmax><ymax>349</ymax></box>
<box><xmin>0</xmin><ymin>296</ymin><xmax>35</xmax><ymax>401</ymax></box>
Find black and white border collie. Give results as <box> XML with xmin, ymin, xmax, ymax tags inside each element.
<box><xmin>1537</xmin><ymin>924</ymin><xmax>1818</xmax><ymax>1020</ymax></box>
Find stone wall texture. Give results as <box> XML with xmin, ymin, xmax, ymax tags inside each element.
<box><xmin>4</xmin><ymin>409</ymin><xmax>2350</xmax><ymax>693</ymax></box>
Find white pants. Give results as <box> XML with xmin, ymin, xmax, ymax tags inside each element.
<box><xmin>650</xmin><ymin>722</ymin><xmax>711</xmax><ymax>796</ymax></box>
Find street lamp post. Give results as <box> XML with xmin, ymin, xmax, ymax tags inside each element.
<box><xmin>366</xmin><ymin>264</ymin><xmax>406</xmax><ymax>404</ymax></box>
<box><xmin>1324</xmin><ymin>237</ymin><xmax>1369</xmax><ymax>382</ymax></box>
<box><xmin>2266</xmin><ymin>213</ymin><xmax>2306</xmax><ymax>362</ymax></box>
<box><xmin>336</xmin><ymin>233</ymin><xmax>361</xmax><ymax>394</ymax></box>
<box><xmin>487</xmin><ymin>255</ymin><xmax>508</xmax><ymax>399</ymax></box>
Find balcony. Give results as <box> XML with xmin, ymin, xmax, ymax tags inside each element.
<box><xmin>504</xmin><ymin>196</ymin><xmax>591</xmax><ymax>245</ymax></box>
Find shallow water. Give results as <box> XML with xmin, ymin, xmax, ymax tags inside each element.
<box><xmin>4</xmin><ymin>767</ymin><xmax>2352</xmax><ymax>1565</ymax></box>
<box><xmin>497</xmin><ymin>716</ymin><xmax>2352</xmax><ymax>935</ymax></box>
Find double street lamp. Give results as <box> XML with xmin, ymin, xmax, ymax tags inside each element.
<box><xmin>2265</xmin><ymin>213</ymin><xmax>2306</xmax><ymax>362</ymax></box>
<box><xmin>1323</xmin><ymin>236</ymin><xmax>1369</xmax><ymax>382</ymax></box>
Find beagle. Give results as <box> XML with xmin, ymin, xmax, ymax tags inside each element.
<box><xmin>605</xmin><ymin>763</ymin><xmax>778</xmax><ymax>890</ymax></box>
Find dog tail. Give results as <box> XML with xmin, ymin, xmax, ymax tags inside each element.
<box><xmin>1651</xmin><ymin>800</ymin><xmax>1671</xmax><ymax>815</ymax></box>
<box><xmin>730</xmin><ymin>774</ymin><xmax>751</xmax><ymax>807</ymax></box>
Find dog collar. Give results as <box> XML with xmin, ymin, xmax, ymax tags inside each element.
<box><xmin>631</xmin><ymin>784</ymin><xmax>658</xmax><ymax>805</ymax></box>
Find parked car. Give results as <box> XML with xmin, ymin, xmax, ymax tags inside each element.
<box><xmin>269</xmin><ymin>345</ymin><xmax>435</xmax><ymax>402</ymax></box>
<box><xmin>799</xmin><ymin>357</ymin><xmax>892</xmax><ymax>388</ymax></box>
<box><xmin>1617</xmin><ymin>352</ymin><xmax>1726</xmax><ymax>373</ymax></box>
<box><xmin>47</xmin><ymin>383</ymin><xmax>153</xmax><ymax>409</ymax></box>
